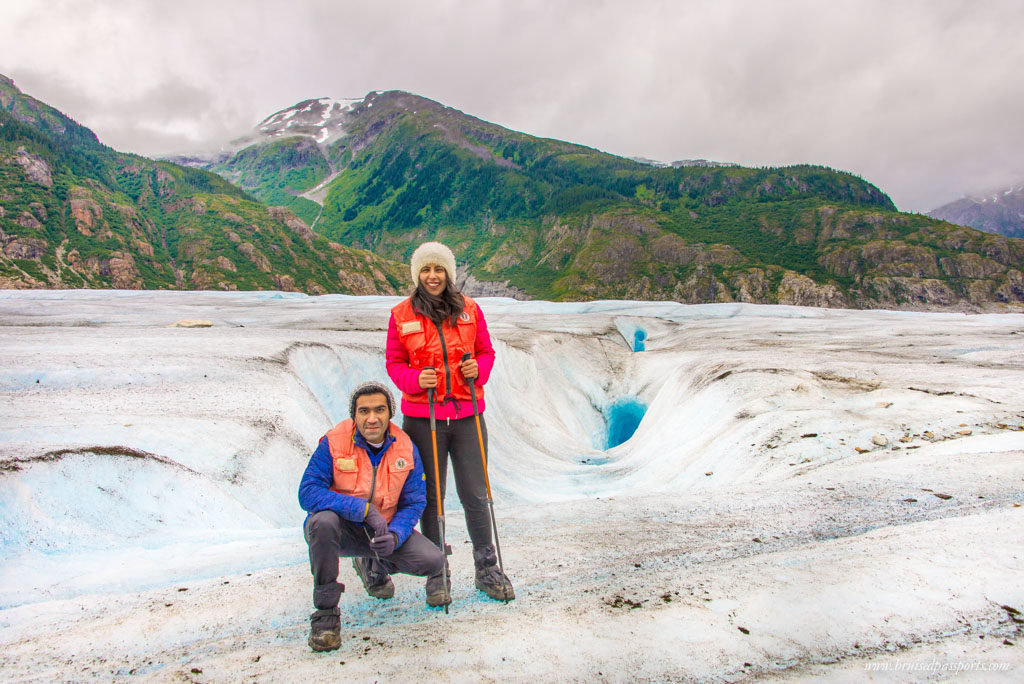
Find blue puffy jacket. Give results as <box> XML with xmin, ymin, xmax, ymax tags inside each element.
<box><xmin>297</xmin><ymin>429</ymin><xmax>427</xmax><ymax>546</ymax></box>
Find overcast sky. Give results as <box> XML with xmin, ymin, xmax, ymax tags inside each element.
<box><xmin>2</xmin><ymin>0</ymin><xmax>1022</xmax><ymax>212</ymax></box>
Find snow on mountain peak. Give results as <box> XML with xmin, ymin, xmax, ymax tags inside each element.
<box><xmin>254</xmin><ymin>96</ymin><xmax>364</xmax><ymax>145</ymax></box>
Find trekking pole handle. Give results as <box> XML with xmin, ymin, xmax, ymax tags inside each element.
<box><xmin>461</xmin><ymin>353</ymin><xmax>477</xmax><ymax>397</ymax></box>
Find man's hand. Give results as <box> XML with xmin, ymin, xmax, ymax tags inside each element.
<box><xmin>369</xmin><ymin>531</ymin><xmax>398</xmax><ymax>557</ymax></box>
<box><xmin>460</xmin><ymin>357</ymin><xmax>478</xmax><ymax>380</ymax></box>
<box><xmin>418</xmin><ymin>367</ymin><xmax>438</xmax><ymax>389</ymax></box>
<box><xmin>363</xmin><ymin>504</ymin><xmax>389</xmax><ymax>539</ymax></box>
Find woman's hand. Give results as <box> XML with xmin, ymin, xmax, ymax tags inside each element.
<box><xmin>418</xmin><ymin>367</ymin><xmax>438</xmax><ymax>389</ymax></box>
<box><xmin>460</xmin><ymin>357</ymin><xmax>478</xmax><ymax>380</ymax></box>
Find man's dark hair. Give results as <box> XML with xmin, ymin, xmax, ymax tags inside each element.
<box><xmin>348</xmin><ymin>381</ymin><xmax>395</xmax><ymax>420</ymax></box>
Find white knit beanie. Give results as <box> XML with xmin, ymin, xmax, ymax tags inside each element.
<box><xmin>409</xmin><ymin>241</ymin><xmax>457</xmax><ymax>287</ymax></box>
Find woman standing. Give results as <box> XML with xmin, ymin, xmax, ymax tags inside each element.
<box><xmin>385</xmin><ymin>241</ymin><xmax>514</xmax><ymax>607</ymax></box>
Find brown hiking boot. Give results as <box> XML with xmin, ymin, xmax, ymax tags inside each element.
<box><xmin>425</xmin><ymin>567</ymin><xmax>451</xmax><ymax>607</ymax></box>
<box><xmin>474</xmin><ymin>545</ymin><xmax>515</xmax><ymax>601</ymax></box>
<box><xmin>307</xmin><ymin>607</ymin><xmax>341</xmax><ymax>652</ymax></box>
<box><xmin>352</xmin><ymin>557</ymin><xmax>395</xmax><ymax>599</ymax></box>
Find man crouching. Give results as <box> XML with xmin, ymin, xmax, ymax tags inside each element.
<box><xmin>298</xmin><ymin>381</ymin><xmax>445</xmax><ymax>652</ymax></box>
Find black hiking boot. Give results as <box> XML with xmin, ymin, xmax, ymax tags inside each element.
<box><xmin>425</xmin><ymin>565</ymin><xmax>451</xmax><ymax>607</ymax></box>
<box><xmin>352</xmin><ymin>557</ymin><xmax>395</xmax><ymax>599</ymax></box>
<box><xmin>308</xmin><ymin>607</ymin><xmax>341</xmax><ymax>652</ymax></box>
<box><xmin>474</xmin><ymin>545</ymin><xmax>514</xmax><ymax>601</ymax></box>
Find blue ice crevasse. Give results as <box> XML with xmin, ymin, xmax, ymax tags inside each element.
<box><xmin>605</xmin><ymin>397</ymin><xmax>647</xmax><ymax>449</ymax></box>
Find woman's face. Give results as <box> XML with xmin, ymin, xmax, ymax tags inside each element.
<box><xmin>419</xmin><ymin>263</ymin><xmax>447</xmax><ymax>296</ymax></box>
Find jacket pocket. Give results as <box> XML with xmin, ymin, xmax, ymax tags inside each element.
<box><xmin>331</xmin><ymin>468</ymin><xmax>358</xmax><ymax>495</ymax></box>
<box><xmin>384</xmin><ymin>457</ymin><xmax>414</xmax><ymax>502</ymax></box>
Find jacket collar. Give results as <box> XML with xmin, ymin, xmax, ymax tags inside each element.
<box><xmin>352</xmin><ymin>425</ymin><xmax>395</xmax><ymax>464</ymax></box>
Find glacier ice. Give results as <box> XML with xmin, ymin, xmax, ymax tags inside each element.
<box><xmin>1</xmin><ymin>290</ymin><xmax>1023</xmax><ymax>679</ymax></box>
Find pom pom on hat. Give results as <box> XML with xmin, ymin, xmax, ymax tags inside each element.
<box><xmin>410</xmin><ymin>241</ymin><xmax>457</xmax><ymax>286</ymax></box>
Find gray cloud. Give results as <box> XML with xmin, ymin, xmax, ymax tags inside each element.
<box><xmin>5</xmin><ymin>69</ymin><xmax>253</xmax><ymax>155</ymax></box>
<box><xmin>2</xmin><ymin>0</ymin><xmax>1022</xmax><ymax>211</ymax></box>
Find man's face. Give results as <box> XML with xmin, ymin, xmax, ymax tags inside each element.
<box><xmin>354</xmin><ymin>393</ymin><xmax>390</xmax><ymax>443</ymax></box>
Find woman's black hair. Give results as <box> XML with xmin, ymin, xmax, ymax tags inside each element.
<box><xmin>411</xmin><ymin>268</ymin><xmax>465</xmax><ymax>326</ymax></box>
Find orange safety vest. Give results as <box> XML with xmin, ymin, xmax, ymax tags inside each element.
<box><xmin>391</xmin><ymin>295</ymin><xmax>483</xmax><ymax>405</ymax></box>
<box><xmin>325</xmin><ymin>419</ymin><xmax>415</xmax><ymax>522</ymax></box>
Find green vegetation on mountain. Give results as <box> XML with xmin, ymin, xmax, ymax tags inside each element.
<box><xmin>0</xmin><ymin>75</ymin><xmax>405</xmax><ymax>294</ymax></box>
<box><xmin>9</xmin><ymin>75</ymin><xmax>1022</xmax><ymax>310</ymax></box>
<box><xmin>320</xmin><ymin>127</ymin><xmax>894</xmax><ymax>250</ymax></box>
<box><xmin>209</xmin><ymin>136</ymin><xmax>327</xmax><ymax>225</ymax></box>
<box><xmin>270</xmin><ymin>91</ymin><xmax>1019</xmax><ymax>309</ymax></box>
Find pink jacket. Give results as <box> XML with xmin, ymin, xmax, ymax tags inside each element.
<box><xmin>385</xmin><ymin>299</ymin><xmax>495</xmax><ymax>420</ymax></box>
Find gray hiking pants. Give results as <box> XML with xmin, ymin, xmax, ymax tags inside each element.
<box><xmin>304</xmin><ymin>510</ymin><xmax>445</xmax><ymax>608</ymax></box>
<box><xmin>402</xmin><ymin>414</ymin><xmax>492</xmax><ymax>551</ymax></box>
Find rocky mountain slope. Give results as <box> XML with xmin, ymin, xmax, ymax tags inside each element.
<box><xmin>179</xmin><ymin>90</ymin><xmax>1024</xmax><ymax>310</ymax></box>
<box><xmin>0</xmin><ymin>75</ymin><xmax>405</xmax><ymax>294</ymax></box>
<box><xmin>928</xmin><ymin>183</ymin><xmax>1024</xmax><ymax>239</ymax></box>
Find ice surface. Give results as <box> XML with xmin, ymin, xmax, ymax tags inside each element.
<box><xmin>613</xmin><ymin>316</ymin><xmax>647</xmax><ymax>351</ymax></box>
<box><xmin>0</xmin><ymin>290</ymin><xmax>1022</xmax><ymax>680</ymax></box>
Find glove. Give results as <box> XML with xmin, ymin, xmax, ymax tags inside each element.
<box><xmin>369</xmin><ymin>531</ymin><xmax>398</xmax><ymax>557</ymax></box>
<box><xmin>363</xmin><ymin>504</ymin><xmax>389</xmax><ymax>539</ymax></box>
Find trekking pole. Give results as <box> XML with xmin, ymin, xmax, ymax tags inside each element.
<box><xmin>461</xmin><ymin>353</ymin><xmax>508</xmax><ymax>602</ymax></box>
<box><xmin>426</xmin><ymin>368</ymin><xmax>451</xmax><ymax>614</ymax></box>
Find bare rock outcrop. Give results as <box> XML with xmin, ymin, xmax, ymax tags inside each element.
<box><xmin>215</xmin><ymin>256</ymin><xmax>237</xmax><ymax>272</ymax></box>
<box><xmin>273</xmin><ymin>274</ymin><xmax>297</xmax><ymax>291</ymax></box>
<box><xmin>776</xmin><ymin>272</ymin><xmax>848</xmax><ymax>307</ymax></box>
<box><xmin>862</xmin><ymin>277</ymin><xmax>956</xmax><ymax>308</ymax></box>
<box><xmin>4</xmin><ymin>237</ymin><xmax>48</xmax><ymax>259</ymax></box>
<box><xmin>994</xmin><ymin>269</ymin><xmax>1024</xmax><ymax>303</ymax></box>
<box><xmin>10</xmin><ymin>147</ymin><xmax>53</xmax><ymax>187</ymax></box>
<box><xmin>673</xmin><ymin>266</ymin><xmax>732</xmax><ymax>304</ymax></box>
<box><xmin>15</xmin><ymin>211</ymin><xmax>42</xmax><ymax>230</ymax></box>
<box><xmin>458</xmin><ymin>271</ymin><xmax>529</xmax><ymax>299</ymax></box>
<box><xmin>821</xmin><ymin>241</ymin><xmax>940</xmax><ymax>278</ymax></box>
<box><xmin>69</xmin><ymin>194</ymin><xmax>103</xmax><ymax>235</ymax></box>
<box><xmin>237</xmin><ymin>243</ymin><xmax>272</xmax><ymax>273</ymax></box>
<box><xmin>939</xmin><ymin>253</ymin><xmax>1005</xmax><ymax>278</ymax></box>
<box><xmin>336</xmin><ymin>270</ymin><xmax>377</xmax><ymax>295</ymax></box>
<box><xmin>268</xmin><ymin>206</ymin><xmax>315</xmax><ymax>244</ymax></box>
<box><xmin>79</xmin><ymin>251</ymin><xmax>143</xmax><ymax>289</ymax></box>
<box><xmin>731</xmin><ymin>268</ymin><xmax>772</xmax><ymax>303</ymax></box>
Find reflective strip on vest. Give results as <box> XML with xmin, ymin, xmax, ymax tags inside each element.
<box><xmin>325</xmin><ymin>419</ymin><xmax>415</xmax><ymax>522</ymax></box>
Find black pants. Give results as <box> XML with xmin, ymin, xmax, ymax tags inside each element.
<box><xmin>304</xmin><ymin>510</ymin><xmax>445</xmax><ymax>608</ymax></box>
<box><xmin>403</xmin><ymin>414</ymin><xmax>492</xmax><ymax>551</ymax></box>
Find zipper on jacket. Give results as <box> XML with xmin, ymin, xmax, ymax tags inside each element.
<box><xmin>364</xmin><ymin>434</ymin><xmax>392</xmax><ymax>515</ymax></box>
<box><xmin>434</xmin><ymin>320</ymin><xmax>452</xmax><ymax>425</ymax></box>
<box><xmin>367</xmin><ymin>463</ymin><xmax>379</xmax><ymax>511</ymax></box>
<box><xmin>366</xmin><ymin>436</ymin><xmax>393</xmax><ymax>516</ymax></box>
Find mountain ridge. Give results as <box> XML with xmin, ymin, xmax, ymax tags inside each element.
<box><xmin>5</xmin><ymin>76</ymin><xmax>1024</xmax><ymax>310</ymax></box>
<box><xmin>0</xmin><ymin>75</ymin><xmax>407</xmax><ymax>294</ymax></box>
<box><xmin>178</xmin><ymin>89</ymin><xmax>1024</xmax><ymax>311</ymax></box>
<box><xmin>928</xmin><ymin>183</ymin><xmax>1024</xmax><ymax>239</ymax></box>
